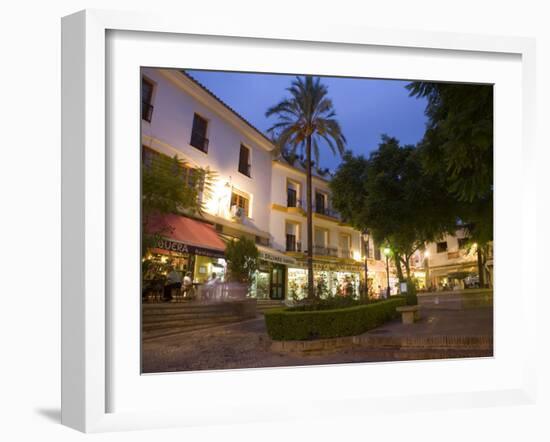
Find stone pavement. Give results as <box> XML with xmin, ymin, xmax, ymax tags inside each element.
<box><xmin>141</xmin><ymin>305</ymin><xmax>493</xmax><ymax>373</ymax></box>
<box><xmin>365</xmin><ymin>306</ymin><xmax>493</xmax><ymax>337</ymax></box>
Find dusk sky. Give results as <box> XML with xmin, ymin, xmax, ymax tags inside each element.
<box><xmin>187</xmin><ymin>70</ymin><xmax>429</xmax><ymax>171</ymax></box>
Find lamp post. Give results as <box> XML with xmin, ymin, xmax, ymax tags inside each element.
<box><xmin>362</xmin><ymin>230</ymin><xmax>370</xmax><ymax>299</ymax></box>
<box><xmin>383</xmin><ymin>247</ymin><xmax>391</xmax><ymax>299</ymax></box>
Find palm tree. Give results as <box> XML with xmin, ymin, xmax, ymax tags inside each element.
<box><xmin>266</xmin><ymin>76</ymin><xmax>346</xmax><ymax>299</ymax></box>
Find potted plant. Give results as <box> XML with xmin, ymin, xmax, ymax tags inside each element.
<box><xmin>225</xmin><ymin>236</ymin><xmax>259</xmax><ymax>298</ymax></box>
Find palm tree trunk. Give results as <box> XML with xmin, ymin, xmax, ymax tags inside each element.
<box><xmin>306</xmin><ymin>134</ymin><xmax>315</xmax><ymax>299</ymax></box>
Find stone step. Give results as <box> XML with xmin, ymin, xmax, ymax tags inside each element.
<box><xmin>142</xmin><ymin>303</ymin><xmax>236</xmax><ymax>313</ymax></box>
<box><xmin>142</xmin><ymin>318</ymin><xmax>254</xmax><ymax>342</ymax></box>
<box><xmin>142</xmin><ymin>315</ymin><xmax>243</xmax><ymax>332</ymax></box>
<box><xmin>142</xmin><ymin>311</ymin><xmax>240</xmax><ymax>322</ymax></box>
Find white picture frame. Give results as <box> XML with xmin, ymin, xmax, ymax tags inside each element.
<box><xmin>61</xmin><ymin>9</ymin><xmax>537</xmax><ymax>433</ymax></box>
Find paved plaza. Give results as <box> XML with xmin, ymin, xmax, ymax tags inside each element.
<box><xmin>142</xmin><ymin>306</ymin><xmax>493</xmax><ymax>373</ymax></box>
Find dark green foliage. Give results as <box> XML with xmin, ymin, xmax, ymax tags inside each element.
<box><xmin>407</xmin><ymin>82</ymin><xmax>493</xmax><ymax>244</ymax></box>
<box><xmin>330</xmin><ymin>136</ymin><xmax>457</xmax><ymax>279</ymax></box>
<box><xmin>264</xmin><ymin>297</ymin><xmax>406</xmax><ymax>341</ymax></box>
<box><xmin>225</xmin><ymin>237</ymin><xmax>259</xmax><ymax>284</ymax></box>
<box><xmin>266</xmin><ymin>76</ymin><xmax>346</xmax><ymax>166</ymax></box>
<box><xmin>291</xmin><ymin>296</ymin><xmax>363</xmax><ymax>311</ymax></box>
<box><xmin>404</xmin><ymin>280</ymin><xmax>418</xmax><ymax>306</ymax></box>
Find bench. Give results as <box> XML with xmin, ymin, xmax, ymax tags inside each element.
<box><xmin>396</xmin><ymin>305</ymin><xmax>420</xmax><ymax>324</ymax></box>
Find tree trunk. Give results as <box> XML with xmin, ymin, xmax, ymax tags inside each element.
<box><xmin>477</xmin><ymin>246</ymin><xmax>485</xmax><ymax>288</ymax></box>
<box><xmin>403</xmin><ymin>255</ymin><xmax>411</xmax><ymax>281</ymax></box>
<box><xmin>394</xmin><ymin>252</ymin><xmax>405</xmax><ymax>282</ymax></box>
<box><xmin>306</xmin><ymin>135</ymin><xmax>315</xmax><ymax>299</ymax></box>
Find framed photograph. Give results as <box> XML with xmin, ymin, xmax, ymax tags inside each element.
<box><xmin>61</xmin><ymin>9</ymin><xmax>537</xmax><ymax>433</ymax></box>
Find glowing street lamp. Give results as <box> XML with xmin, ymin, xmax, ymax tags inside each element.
<box><xmin>383</xmin><ymin>246</ymin><xmax>391</xmax><ymax>298</ymax></box>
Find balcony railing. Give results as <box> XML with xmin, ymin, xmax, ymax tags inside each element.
<box><xmin>339</xmin><ymin>248</ymin><xmax>353</xmax><ymax>259</ymax></box>
<box><xmin>141</xmin><ymin>101</ymin><xmax>154</xmax><ymax>122</ymax></box>
<box><xmin>285</xmin><ymin>236</ymin><xmax>302</xmax><ymax>252</ymax></box>
<box><xmin>287</xmin><ymin>197</ymin><xmax>303</xmax><ymax>209</ymax></box>
<box><xmin>190</xmin><ymin>130</ymin><xmax>209</xmax><ymax>153</ymax></box>
<box><xmin>313</xmin><ymin>205</ymin><xmax>340</xmax><ymax>219</ymax></box>
<box><xmin>313</xmin><ymin>245</ymin><xmax>338</xmax><ymax>257</ymax></box>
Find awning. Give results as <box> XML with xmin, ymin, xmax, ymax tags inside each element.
<box><xmin>257</xmin><ymin>245</ymin><xmax>297</xmax><ymax>266</ymax></box>
<box><xmin>145</xmin><ymin>213</ymin><xmax>226</xmax><ymax>258</ymax></box>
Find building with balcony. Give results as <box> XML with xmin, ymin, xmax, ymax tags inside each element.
<box><xmin>419</xmin><ymin>231</ymin><xmax>493</xmax><ymax>290</ymax></box>
<box><xmin>141</xmin><ymin>67</ymin><xmax>393</xmax><ymax>301</ymax></box>
<box><xmin>269</xmin><ymin>158</ymin><xmax>390</xmax><ymax>299</ymax></box>
<box><xmin>141</xmin><ymin>67</ymin><xmax>296</xmax><ymax>297</ymax></box>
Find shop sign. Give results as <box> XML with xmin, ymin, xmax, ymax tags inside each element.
<box><xmin>157</xmin><ymin>238</ymin><xmax>225</xmax><ymax>259</ymax></box>
<box><xmin>290</xmin><ymin>261</ymin><xmax>363</xmax><ymax>272</ymax></box>
<box><xmin>259</xmin><ymin>250</ymin><xmax>296</xmax><ymax>266</ymax></box>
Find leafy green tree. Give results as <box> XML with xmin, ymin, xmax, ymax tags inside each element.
<box><xmin>266</xmin><ymin>76</ymin><xmax>346</xmax><ymax>299</ymax></box>
<box><xmin>225</xmin><ymin>237</ymin><xmax>259</xmax><ymax>285</ymax></box>
<box><xmin>407</xmin><ymin>82</ymin><xmax>493</xmax><ymax>242</ymax></box>
<box><xmin>407</xmin><ymin>82</ymin><xmax>493</xmax><ymax>285</ymax></box>
<box><xmin>331</xmin><ymin>135</ymin><xmax>456</xmax><ymax>280</ymax></box>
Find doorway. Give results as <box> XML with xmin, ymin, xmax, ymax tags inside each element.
<box><xmin>270</xmin><ymin>265</ymin><xmax>286</xmax><ymax>300</ymax></box>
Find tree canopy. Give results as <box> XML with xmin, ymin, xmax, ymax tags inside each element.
<box><xmin>266</xmin><ymin>76</ymin><xmax>346</xmax><ymax>165</ymax></box>
<box><xmin>407</xmin><ymin>82</ymin><xmax>493</xmax><ymax>244</ymax></box>
<box><xmin>225</xmin><ymin>236</ymin><xmax>259</xmax><ymax>284</ymax></box>
<box><xmin>330</xmin><ymin>135</ymin><xmax>457</xmax><ymax>279</ymax></box>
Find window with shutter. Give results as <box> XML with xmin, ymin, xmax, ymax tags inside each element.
<box><xmin>315</xmin><ymin>192</ymin><xmax>326</xmax><ymax>214</ymax></box>
<box><xmin>190</xmin><ymin>113</ymin><xmax>209</xmax><ymax>153</ymax></box>
<box><xmin>238</xmin><ymin>144</ymin><xmax>251</xmax><ymax>177</ymax></box>
<box><xmin>141</xmin><ymin>78</ymin><xmax>154</xmax><ymax>122</ymax></box>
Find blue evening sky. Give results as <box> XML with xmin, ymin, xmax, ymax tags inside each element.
<box><xmin>187</xmin><ymin>70</ymin><xmax>429</xmax><ymax>172</ymax></box>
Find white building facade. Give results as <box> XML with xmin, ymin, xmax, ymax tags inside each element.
<box><xmin>414</xmin><ymin>231</ymin><xmax>493</xmax><ymax>290</ymax></box>
<box><xmin>141</xmin><ymin>68</ymin><xmax>393</xmax><ymax>300</ymax></box>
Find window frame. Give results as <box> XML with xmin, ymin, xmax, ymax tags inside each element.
<box><xmin>189</xmin><ymin>112</ymin><xmax>210</xmax><ymax>153</ymax></box>
<box><xmin>238</xmin><ymin>143</ymin><xmax>252</xmax><ymax>177</ymax></box>
<box><xmin>230</xmin><ymin>189</ymin><xmax>251</xmax><ymax>217</ymax></box>
<box><xmin>436</xmin><ymin>241</ymin><xmax>448</xmax><ymax>254</ymax></box>
<box><xmin>141</xmin><ymin>76</ymin><xmax>155</xmax><ymax>123</ymax></box>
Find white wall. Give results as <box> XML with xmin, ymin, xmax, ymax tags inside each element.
<box><xmin>141</xmin><ymin>68</ymin><xmax>274</xmax><ymax>233</ymax></box>
<box><xmin>426</xmin><ymin>231</ymin><xmax>477</xmax><ymax>268</ymax></box>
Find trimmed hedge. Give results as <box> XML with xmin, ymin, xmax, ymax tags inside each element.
<box><xmin>265</xmin><ymin>296</ymin><xmax>406</xmax><ymax>341</ymax></box>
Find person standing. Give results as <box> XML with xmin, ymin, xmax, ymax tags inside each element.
<box><xmin>164</xmin><ymin>266</ymin><xmax>182</xmax><ymax>302</ymax></box>
<box><xmin>182</xmin><ymin>271</ymin><xmax>193</xmax><ymax>300</ymax></box>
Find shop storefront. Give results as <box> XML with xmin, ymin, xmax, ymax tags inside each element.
<box><xmin>143</xmin><ymin>214</ymin><xmax>227</xmax><ymax>289</ymax></box>
<box><xmin>155</xmin><ymin>238</ymin><xmax>226</xmax><ymax>283</ymax></box>
<box><xmin>250</xmin><ymin>246</ymin><xmax>296</xmax><ymax>300</ymax></box>
<box><xmin>428</xmin><ymin>265</ymin><xmax>478</xmax><ymax>290</ymax></box>
<box><xmin>287</xmin><ymin>261</ymin><xmax>363</xmax><ymax>300</ymax></box>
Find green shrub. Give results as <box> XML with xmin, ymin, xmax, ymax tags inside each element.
<box><xmin>290</xmin><ymin>296</ymin><xmax>362</xmax><ymax>311</ymax></box>
<box><xmin>405</xmin><ymin>280</ymin><xmax>418</xmax><ymax>306</ymax></box>
<box><xmin>264</xmin><ymin>296</ymin><xmax>406</xmax><ymax>341</ymax></box>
